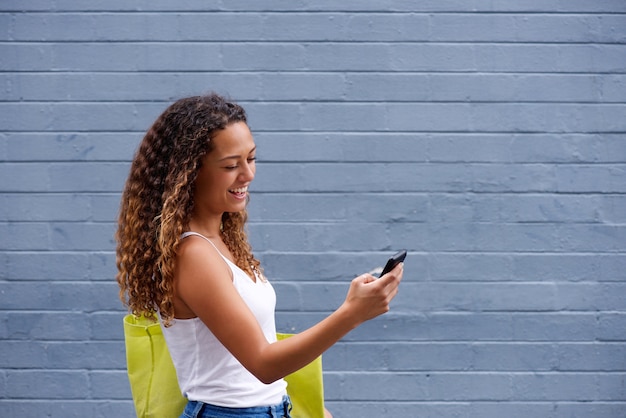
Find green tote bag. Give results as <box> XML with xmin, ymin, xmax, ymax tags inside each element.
<box><xmin>123</xmin><ymin>314</ymin><xmax>186</xmax><ymax>418</ymax></box>
<box><xmin>123</xmin><ymin>314</ymin><xmax>325</xmax><ymax>418</ymax></box>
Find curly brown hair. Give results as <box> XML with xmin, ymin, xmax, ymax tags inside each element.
<box><xmin>116</xmin><ymin>93</ymin><xmax>262</xmax><ymax>325</ymax></box>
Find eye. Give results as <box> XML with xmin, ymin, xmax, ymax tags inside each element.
<box><xmin>247</xmin><ymin>157</ymin><xmax>257</xmax><ymax>163</ymax></box>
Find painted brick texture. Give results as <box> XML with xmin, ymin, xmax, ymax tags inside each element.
<box><xmin>1</xmin><ymin>1</ymin><xmax>625</xmax><ymax>417</ymax></box>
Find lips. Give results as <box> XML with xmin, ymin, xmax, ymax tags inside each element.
<box><xmin>229</xmin><ymin>186</ymin><xmax>248</xmax><ymax>199</ymax></box>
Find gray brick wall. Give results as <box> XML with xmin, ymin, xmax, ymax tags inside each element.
<box><xmin>1</xmin><ymin>1</ymin><xmax>625</xmax><ymax>417</ymax></box>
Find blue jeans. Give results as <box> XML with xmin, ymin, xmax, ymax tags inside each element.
<box><xmin>180</xmin><ymin>395</ymin><xmax>292</xmax><ymax>418</ymax></box>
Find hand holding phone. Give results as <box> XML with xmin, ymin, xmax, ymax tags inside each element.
<box><xmin>378</xmin><ymin>250</ymin><xmax>407</xmax><ymax>277</ymax></box>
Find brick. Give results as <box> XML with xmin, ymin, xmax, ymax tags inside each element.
<box><xmin>512</xmin><ymin>313</ymin><xmax>599</xmax><ymax>341</ymax></box>
<box><xmin>0</xmin><ymin>102</ymin><xmax>162</xmax><ymax>131</ymax></box>
<box><xmin>0</xmin><ymin>42</ymin><xmax>226</xmax><ymax>71</ymax></box>
<box><xmin>60</xmin><ymin>341</ymin><xmax>127</xmax><ymax>369</ymax></box>
<box><xmin>388</xmin><ymin>102</ymin><xmax>626</xmax><ymax>132</ymax></box>
<box><xmin>48</xmin><ymin>222</ymin><xmax>116</xmax><ymax>251</ymax></box>
<box><xmin>428</xmin><ymin>14</ymin><xmax>626</xmax><ymax>43</ymax></box>
<box><xmin>427</xmin><ymin>194</ymin><xmax>606</xmax><ymax>223</ymax></box>
<box><xmin>0</xmin><ymin>341</ymin><xmax>125</xmax><ymax>369</ymax></box>
<box><xmin>0</xmin><ymin>341</ymin><xmax>49</xmax><ymax>368</ymax></box>
<box><xmin>513</xmin><ymin>372</ymin><xmax>614</xmax><ymax>401</ymax></box>
<box><xmin>6</xmin><ymin>370</ymin><xmax>89</xmax><ymax>399</ymax></box>
<box><xmin>471</xmin><ymin>343</ymin><xmax>557</xmax><ymax>371</ymax></box>
<box><xmin>346</xmin><ymin>73</ymin><xmax>625</xmax><ymax>102</ymax></box>
<box><xmin>4</xmin><ymin>252</ymin><xmax>90</xmax><ymax>281</ymax></box>
<box><xmin>6</xmin><ymin>312</ymin><xmax>91</xmax><ymax>340</ymax></box>
<box><xmin>0</xmin><ymin>282</ymin><xmax>122</xmax><ymax>311</ymax></box>
<box><xmin>0</xmin><ymin>163</ymin><xmax>50</xmax><ymax>193</ymax></box>
<box><xmin>326</xmin><ymin>371</ymin><xmax>512</xmax><ymax>401</ymax></box>
<box><xmin>399</xmin><ymin>223</ymin><xmax>626</xmax><ymax>252</ymax></box>
<box><xmin>472</xmin><ymin>402</ymin><xmax>626</xmax><ymax>418</ymax></box>
<box><xmin>601</xmin><ymin>195</ymin><xmax>626</xmax><ymax>223</ymax></box>
<box><xmin>89</xmin><ymin>312</ymin><xmax>126</xmax><ymax>341</ymax></box>
<box><xmin>598</xmin><ymin>313</ymin><xmax>626</xmax><ymax>341</ymax></box>
<box><xmin>324</xmin><ymin>342</ymin><xmax>475</xmax><ymax>372</ymax></box>
<box><xmin>560</xmin><ymin>283</ymin><xmax>626</xmax><ymax>310</ymax></box>
<box><xmin>497</xmin><ymin>194</ymin><xmax>602</xmax><ymax>223</ymax></box>
<box><xmin>90</xmin><ymin>371</ymin><xmax>131</xmax><ymax>399</ymax></box>
<box><xmin>510</xmin><ymin>133</ymin><xmax>626</xmax><ymax>163</ymax></box>
<box><xmin>429</xmin><ymin>253</ymin><xmax>514</xmax><ymax>281</ymax></box>
<box><xmin>556</xmin><ymin>164</ymin><xmax>626</xmax><ymax>193</ymax></box>
<box><xmin>324</xmin><ymin>371</ymin><xmax>428</xmax><ymax>401</ymax></box>
<box><xmin>255</xmin><ymin>132</ymin><xmax>430</xmax><ymax>162</ymax></box>
<box><xmin>0</xmin><ymin>313</ymin><xmax>7</xmax><ymax>339</ymax></box>
<box><xmin>88</xmin><ymin>252</ymin><xmax>118</xmax><ymax>281</ymax></box>
<box><xmin>552</xmin><ymin>403</ymin><xmax>626</xmax><ymax>418</ymax></box>
<box><xmin>2</xmin><ymin>132</ymin><xmax>141</xmax><ymax>161</ymax></box>
<box><xmin>511</xmin><ymin>254</ymin><xmax>626</xmax><ymax>282</ymax></box>
<box><xmin>90</xmin><ymin>194</ymin><xmax>122</xmax><ymax>222</ymax></box>
<box><xmin>0</xmin><ymin>401</ymin><xmax>134</xmax><ymax>417</ymax></box>
<box><xmin>249</xmin><ymin>193</ymin><xmax>429</xmax><ymax>223</ymax></box>
<box><xmin>249</xmin><ymin>222</ymin><xmax>392</xmax><ymax>252</ymax></box>
<box><xmin>0</xmin><ymin>222</ymin><xmax>50</xmax><ymax>250</ymax></box>
<box><xmin>0</xmin><ymin>222</ymin><xmax>116</xmax><ymax>251</ymax></box>
<box><xmin>323</xmin><ymin>342</ymin><xmax>394</xmax><ymax>372</ymax></box>
<box><xmin>556</xmin><ymin>343</ymin><xmax>626</xmax><ymax>371</ymax></box>
<box><xmin>393</xmin><ymin>282</ymin><xmax>559</xmax><ymax>312</ymax></box>
<box><xmin>347</xmin><ymin>312</ymin><xmax>515</xmax><ymax>342</ymax></box>
<box><xmin>0</xmin><ymin>72</ymin><xmax>264</xmax><ymax>102</ymax></box>
<box><xmin>432</xmin><ymin>253</ymin><xmax>625</xmax><ymax>284</ymax></box>
<box><xmin>1</xmin><ymin>193</ymin><xmax>91</xmax><ymax>222</ymax></box>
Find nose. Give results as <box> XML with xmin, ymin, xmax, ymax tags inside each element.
<box><xmin>240</xmin><ymin>161</ymin><xmax>255</xmax><ymax>182</ymax></box>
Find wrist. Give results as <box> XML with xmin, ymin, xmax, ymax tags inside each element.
<box><xmin>335</xmin><ymin>302</ymin><xmax>362</xmax><ymax>332</ymax></box>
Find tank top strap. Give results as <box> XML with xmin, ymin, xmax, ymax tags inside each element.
<box><xmin>181</xmin><ymin>231</ymin><xmax>224</xmax><ymax>258</ymax></box>
<box><xmin>181</xmin><ymin>231</ymin><xmax>262</xmax><ymax>284</ymax></box>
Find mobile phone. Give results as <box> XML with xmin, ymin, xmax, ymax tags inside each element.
<box><xmin>379</xmin><ymin>250</ymin><xmax>407</xmax><ymax>277</ymax></box>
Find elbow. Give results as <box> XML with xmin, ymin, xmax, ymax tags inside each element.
<box><xmin>253</xmin><ymin>368</ymin><xmax>282</xmax><ymax>385</ymax></box>
<box><xmin>258</xmin><ymin>375</ymin><xmax>278</xmax><ymax>385</ymax></box>
<box><xmin>245</xmin><ymin>361</ymin><xmax>282</xmax><ymax>385</ymax></box>
<box><xmin>241</xmin><ymin>344</ymin><xmax>285</xmax><ymax>384</ymax></box>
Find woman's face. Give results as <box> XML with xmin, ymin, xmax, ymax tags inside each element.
<box><xmin>193</xmin><ymin>122</ymin><xmax>256</xmax><ymax>217</ymax></box>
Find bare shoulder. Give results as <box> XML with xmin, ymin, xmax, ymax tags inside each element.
<box><xmin>177</xmin><ymin>235</ymin><xmax>230</xmax><ymax>276</ymax></box>
<box><xmin>174</xmin><ymin>236</ymin><xmax>233</xmax><ymax>302</ymax></box>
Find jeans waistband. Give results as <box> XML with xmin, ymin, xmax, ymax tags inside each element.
<box><xmin>183</xmin><ymin>395</ymin><xmax>292</xmax><ymax>418</ymax></box>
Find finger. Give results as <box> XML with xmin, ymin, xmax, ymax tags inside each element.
<box><xmin>361</xmin><ymin>273</ymin><xmax>377</xmax><ymax>284</ymax></box>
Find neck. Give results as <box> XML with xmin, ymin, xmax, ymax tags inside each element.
<box><xmin>188</xmin><ymin>213</ymin><xmax>223</xmax><ymax>239</ymax></box>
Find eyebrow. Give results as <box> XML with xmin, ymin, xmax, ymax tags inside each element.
<box><xmin>218</xmin><ymin>147</ymin><xmax>256</xmax><ymax>162</ymax></box>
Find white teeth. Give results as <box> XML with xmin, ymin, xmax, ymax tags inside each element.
<box><xmin>230</xmin><ymin>187</ymin><xmax>248</xmax><ymax>194</ymax></box>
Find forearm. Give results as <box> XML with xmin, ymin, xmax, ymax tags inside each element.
<box><xmin>246</xmin><ymin>268</ymin><xmax>402</xmax><ymax>384</ymax></box>
<box><xmin>254</xmin><ymin>303</ymin><xmax>361</xmax><ymax>383</ymax></box>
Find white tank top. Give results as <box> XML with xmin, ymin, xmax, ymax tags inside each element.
<box><xmin>160</xmin><ymin>231</ymin><xmax>287</xmax><ymax>407</ymax></box>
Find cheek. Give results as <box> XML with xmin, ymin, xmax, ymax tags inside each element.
<box><xmin>195</xmin><ymin>168</ymin><xmax>226</xmax><ymax>193</ymax></box>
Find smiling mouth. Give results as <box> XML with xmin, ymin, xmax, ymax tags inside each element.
<box><xmin>229</xmin><ymin>186</ymin><xmax>248</xmax><ymax>197</ymax></box>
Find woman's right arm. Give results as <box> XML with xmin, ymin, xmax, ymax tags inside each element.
<box><xmin>174</xmin><ymin>237</ymin><xmax>403</xmax><ymax>384</ymax></box>
<box><xmin>256</xmin><ymin>264</ymin><xmax>403</xmax><ymax>383</ymax></box>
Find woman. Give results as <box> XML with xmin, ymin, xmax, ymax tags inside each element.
<box><xmin>116</xmin><ymin>93</ymin><xmax>403</xmax><ymax>418</ymax></box>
